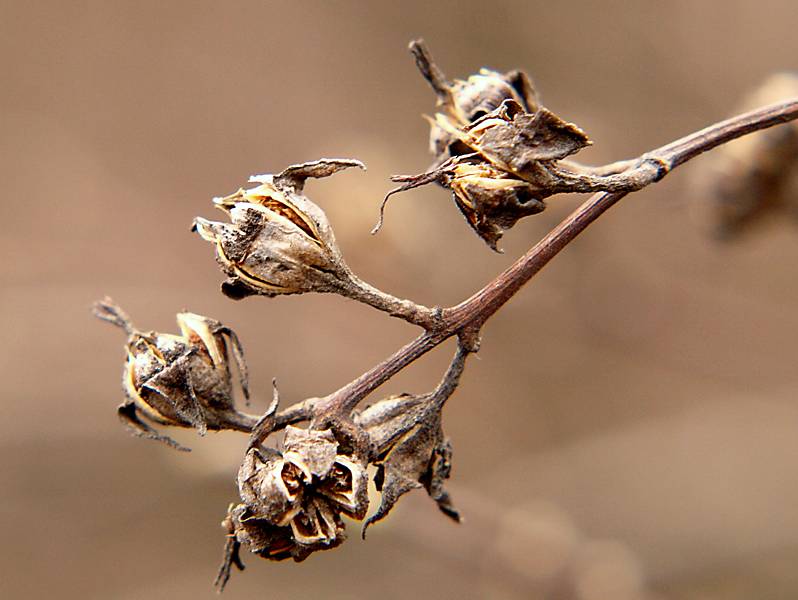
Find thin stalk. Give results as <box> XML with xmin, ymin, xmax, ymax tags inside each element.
<box><xmin>281</xmin><ymin>98</ymin><xmax>798</xmax><ymax>423</ymax></box>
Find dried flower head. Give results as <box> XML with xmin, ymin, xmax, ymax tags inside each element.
<box><xmin>93</xmin><ymin>299</ymin><xmax>254</xmax><ymax>450</ymax></box>
<box><xmin>440</xmin><ymin>99</ymin><xmax>591</xmax><ymax>180</ymax></box>
<box><xmin>694</xmin><ymin>72</ymin><xmax>798</xmax><ymax>238</ymax></box>
<box><xmin>356</xmin><ymin>392</ymin><xmax>460</xmax><ymax>536</ymax></box>
<box><xmin>376</xmin><ymin>42</ymin><xmax>595</xmax><ymax>250</ymax></box>
<box><xmin>194</xmin><ymin>159</ymin><xmax>364</xmax><ymax>299</ymax></box>
<box><xmin>409</xmin><ymin>39</ymin><xmax>539</xmax><ymax>168</ymax></box>
<box><xmin>217</xmin><ymin>425</ymin><xmax>369</xmax><ymax>588</ymax></box>
<box><xmin>382</xmin><ymin>156</ymin><xmax>546</xmax><ymax>251</ymax></box>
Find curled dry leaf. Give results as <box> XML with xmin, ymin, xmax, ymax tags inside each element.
<box><xmin>93</xmin><ymin>299</ymin><xmax>254</xmax><ymax>450</ymax></box>
<box><xmin>193</xmin><ymin>159</ymin><xmax>364</xmax><ymax>299</ymax></box>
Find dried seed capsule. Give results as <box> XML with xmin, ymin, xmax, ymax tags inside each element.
<box><xmin>382</xmin><ymin>157</ymin><xmax>547</xmax><ymax>250</ymax></box>
<box><xmin>193</xmin><ymin>159</ymin><xmax>364</xmax><ymax>299</ymax></box>
<box><xmin>93</xmin><ymin>299</ymin><xmax>254</xmax><ymax>450</ymax></box>
<box><xmin>447</xmin><ymin>161</ymin><xmax>546</xmax><ymax>250</ymax></box>
<box><xmin>439</xmin><ymin>99</ymin><xmax>591</xmax><ymax>180</ymax></box>
<box><xmin>410</xmin><ymin>39</ymin><xmax>539</xmax><ymax>168</ymax></box>
<box><xmin>315</xmin><ymin>455</ymin><xmax>369</xmax><ymax>518</ymax></box>
<box><xmin>237</xmin><ymin>447</ymin><xmax>305</xmax><ymax>526</ymax></box>
<box><xmin>384</xmin><ymin>42</ymin><xmax>595</xmax><ymax>251</ymax></box>
<box><xmin>356</xmin><ymin>392</ymin><xmax>461</xmax><ymax>536</ymax></box>
<box><xmin>220</xmin><ymin>424</ymin><xmax>369</xmax><ymax>579</ymax></box>
<box><xmin>354</xmin><ymin>347</ymin><xmax>468</xmax><ymax>536</ymax></box>
<box><xmin>282</xmin><ymin>426</ymin><xmax>339</xmax><ymax>479</ymax></box>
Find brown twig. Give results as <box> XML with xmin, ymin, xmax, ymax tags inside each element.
<box><xmin>286</xmin><ymin>97</ymin><xmax>798</xmax><ymax>421</ymax></box>
<box><xmin>96</xmin><ymin>38</ymin><xmax>798</xmax><ymax>583</ymax></box>
<box><xmin>334</xmin><ymin>273</ymin><xmax>442</xmax><ymax>329</ymax></box>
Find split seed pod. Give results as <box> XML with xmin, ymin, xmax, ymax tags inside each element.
<box><xmin>194</xmin><ymin>159</ymin><xmax>364</xmax><ymax>300</ymax></box>
<box><xmin>383</xmin><ymin>156</ymin><xmax>547</xmax><ymax>251</ymax></box>
<box><xmin>376</xmin><ymin>42</ymin><xmax>594</xmax><ymax>250</ymax></box>
<box><xmin>439</xmin><ymin>99</ymin><xmax>591</xmax><ymax>182</ymax></box>
<box><xmin>218</xmin><ymin>425</ymin><xmax>369</xmax><ymax>586</ymax></box>
<box><xmin>356</xmin><ymin>392</ymin><xmax>461</xmax><ymax>536</ymax></box>
<box><xmin>354</xmin><ymin>346</ymin><xmax>469</xmax><ymax>535</ymax></box>
<box><xmin>410</xmin><ymin>39</ymin><xmax>539</xmax><ymax>169</ymax></box>
<box><xmin>93</xmin><ymin>299</ymin><xmax>253</xmax><ymax>451</ymax></box>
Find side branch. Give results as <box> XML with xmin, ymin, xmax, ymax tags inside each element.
<box><xmin>277</xmin><ymin>98</ymin><xmax>798</xmax><ymax>424</ymax></box>
<box><xmin>336</xmin><ymin>274</ymin><xmax>441</xmax><ymax>330</ymax></box>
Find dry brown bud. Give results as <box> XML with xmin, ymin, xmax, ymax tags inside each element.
<box><xmin>93</xmin><ymin>299</ymin><xmax>253</xmax><ymax>450</ymax></box>
<box><xmin>356</xmin><ymin>393</ymin><xmax>461</xmax><ymax>536</ymax></box>
<box><xmin>194</xmin><ymin>159</ymin><xmax>364</xmax><ymax>299</ymax></box>
<box><xmin>383</xmin><ymin>40</ymin><xmax>595</xmax><ymax>251</ymax></box>
<box><xmin>383</xmin><ymin>157</ymin><xmax>546</xmax><ymax>250</ymax></box>
<box><xmin>410</xmin><ymin>39</ymin><xmax>538</xmax><ymax>168</ymax></box>
<box><xmin>443</xmin><ymin>99</ymin><xmax>592</xmax><ymax>179</ymax></box>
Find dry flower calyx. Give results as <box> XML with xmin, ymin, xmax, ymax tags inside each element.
<box><xmin>375</xmin><ymin>40</ymin><xmax>662</xmax><ymax>250</ymax></box>
<box><xmin>356</xmin><ymin>390</ymin><xmax>461</xmax><ymax>536</ymax></box>
<box><xmin>93</xmin><ymin>298</ymin><xmax>255</xmax><ymax>451</ymax></box>
<box><xmin>194</xmin><ymin>159</ymin><xmax>364</xmax><ymax>299</ymax></box>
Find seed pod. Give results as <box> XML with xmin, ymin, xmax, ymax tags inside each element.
<box><xmin>383</xmin><ymin>45</ymin><xmax>594</xmax><ymax>250</ymax></box>
<box><xmin>315</xmin><ymin>455</ymin><xmax>369</xmax><ymax>518</ymax></box>
<box><xmin>193</xmin><ymin>159</ymin><xmax>364</xmax><ymax>299</ymax></box>
<box><xmin>356</xmin><ymin>392</ymin><xmax>461</xmax><ymax>536</ymax></box>
<box><xmin>237</xmin><ymin>447</ymin><xmax>305</xmax><ymax>526</ymax></box>
<box><xmin>93</xmin><ymin>299</ymin><xmax>254</xmax><ymax>450</ymax></box>
<box><xmin>439</xmin><ymin>99</ymin><xmax>591</xmax><ymax>181</ymax></box>
<box><xmin>243</xmin><ymin>425</ymin><xmax>369</xmax><ymax>522</ymax></box>
<box><xmin>220</xmin><ymin>425</ymin><xmax>369</xmax><ymax>580</ymax></box>
<box><xmin>382</xmin><ymin>157</ymin><xmax>546</xmax><ymax>251</ymax></box>
<box><xmin>282</xmin><ymin>426</ymin><xmax>339</xmax><ymax>480</ymax></box>
<box><xmin>410</xmin><ymin>39</ymin><xmax>539</xmax><ymax>168</ymax></box>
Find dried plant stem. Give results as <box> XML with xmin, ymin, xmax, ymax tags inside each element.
<box><xmin>337</xmin><ymin>274</ymin><xmax>441</xmax><ymax>329</ymax></box>
<box><xmin>281</xmin><ymin>97</ymin><xmax>798</xmax><ymax>422</ymax></box>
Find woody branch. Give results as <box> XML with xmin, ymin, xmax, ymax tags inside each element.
<box><xmin>282</xmin><ymin>97</ymin><xmax>798</xmax><ymax>425</ymax></box>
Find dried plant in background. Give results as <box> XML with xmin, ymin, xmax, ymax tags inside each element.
<box><xmin>93</xmin><ymin>40</ymin><xmax>798</xmax><ymax>590</ymax></box>
<box><xmin>693</xmin><ymin>72</ymin><xmax>798</xmax><ymax>239</ymax></box>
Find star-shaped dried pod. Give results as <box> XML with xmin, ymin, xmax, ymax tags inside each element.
<box><xmin>409</xmin><ymin>39</ymin><xmax>539</xmax><ymax>168</ymax></box>
<box><xmin>220</xmin><ymin>424</ymin><xmax>369</xmax><ymax>584</ymax></box>
<box><xmin>193</xmin><ymin>159</ymin><xmax>364</xmax><ymax>300</ymax></box>
<box><xmin>93</xmin><ymin>299</ymin><xmax>254</xmax><ymax>451</ymax></box>
<box><xmin>356</xmin><ymin>392</ymin><xmax>461</xmax><ymax>536</ymax></box>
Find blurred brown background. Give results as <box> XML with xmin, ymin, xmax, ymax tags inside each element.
<box><xmin>3</xmin><ymin>1</ymin><xmax>798</xmax><ymax>599</ymax></box>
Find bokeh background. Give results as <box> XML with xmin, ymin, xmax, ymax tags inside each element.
<box><xmin>3</xmin><ymin>2</ymin><xmax>798</xmax><ymax>598</ymax></box>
